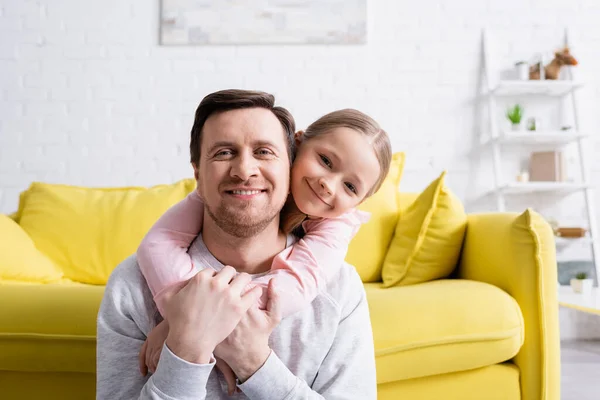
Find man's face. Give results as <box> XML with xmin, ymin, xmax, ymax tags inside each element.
<box><xmin>194</xmin><ymin>108</ymin><xmax>291</xmax><ymax>238</ymax></box>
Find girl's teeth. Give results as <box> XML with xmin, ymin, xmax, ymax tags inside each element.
<box><xmin>232</xmin><ymin>190</ymin><xmax>261</xmax><ymax>195</ymax></box>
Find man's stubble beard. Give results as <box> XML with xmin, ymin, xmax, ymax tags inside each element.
<box><xmin>204</xmin><ymin>200</ymin><xmax>281</xmax><ymax>238</ymax></box>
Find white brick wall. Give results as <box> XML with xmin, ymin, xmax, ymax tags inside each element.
<box><xmin>1</xmin><ymin>0</ymin><xmax>599</xmax><ymax>238</ymax></box>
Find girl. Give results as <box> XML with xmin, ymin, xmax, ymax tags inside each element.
<box><xmin>137</xmin><ymin>109</ymin><xmax>392</xmax><ymax>395</ymax></box>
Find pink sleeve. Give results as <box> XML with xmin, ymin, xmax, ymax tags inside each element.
<box><xmin>248</xmin><ymin>209</ymin><xmax>370</xmax><ymax>317</ymax></box>
<box><xmin>137</xmin><ymin>191</ymin><xmax>205</xmax><ymax>316</ymax></box>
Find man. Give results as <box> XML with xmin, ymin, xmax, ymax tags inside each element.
<box><xmin>96</xmin><ymin>89</ymin><xmax>377</xmax><ymax>399</ymax></box>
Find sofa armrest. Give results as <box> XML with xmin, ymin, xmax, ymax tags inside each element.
<box><xmin>456</xmin><ymin>209</ymin><xmax>560</xmax><ymax>400</ymax></box>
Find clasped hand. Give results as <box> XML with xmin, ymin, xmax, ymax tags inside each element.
<box><xmin>139</xmin><ymin>266</ymin><xmax>282</xmax><ymax>395</ymax></box>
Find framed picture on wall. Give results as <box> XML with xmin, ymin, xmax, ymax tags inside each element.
<box><xmin>160</xmin><ymin>0</ymin><xmax>367</xmax><ymax>45</ymax></box>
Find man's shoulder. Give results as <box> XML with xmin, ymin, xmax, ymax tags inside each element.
<box><xmin>106</xmin><ymin>254</ymin><xmax>146</xmax><ymax>290</ymax></box>
<box><xmin>335</xmin><ymin>262</ymin><xmax>365</xmax><ymax>288</ymax></box>
<box><xmin>103</xmin><ymin>255</ymin><xmax>157</xmax><ymax>326</ymax></box>
<box><xmin>320</xmin><ymin>262</ymin><xmax>366</xmax><ymax>316</ymax></box>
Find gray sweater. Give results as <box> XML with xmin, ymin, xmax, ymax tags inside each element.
<box><xmin>96</xmin><ymin>235</ymin><xmax>377</xmax><ymax>399</ymax></box>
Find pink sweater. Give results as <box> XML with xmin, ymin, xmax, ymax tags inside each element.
<box><xmin>137</xmin><ymin>191</ymin><xmax>369</xmax><ymax>317</ymax></box>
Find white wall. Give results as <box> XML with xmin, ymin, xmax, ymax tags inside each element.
<box><xmin>1</xmin><ymin>0</ymin><xmax>599</xmax><ymax>237</ymax></box>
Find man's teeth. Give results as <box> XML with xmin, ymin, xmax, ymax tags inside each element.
<box><xmin>231</xmin><ymin>190</ymin><xmax>261</xmax><ymax>195</ymax></box>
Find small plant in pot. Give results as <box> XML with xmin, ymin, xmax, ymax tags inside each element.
<box><xmin>506</xmin><ymin>104</ymin><xmax>524</xmax><ymax>131</ymax></box>
<box><xmin>570</xmin><ymin>272</ymin><xmax>594</xmax><ymax>294</ymax></box>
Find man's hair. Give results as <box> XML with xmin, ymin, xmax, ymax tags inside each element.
<box><xmin>190</xmin><ymin>89</ymin><xmax>296</xmax><ymax>166</ymax></box>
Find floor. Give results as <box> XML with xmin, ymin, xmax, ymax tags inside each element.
<box><xmin>561</xmin><ymin>340</ymin><xmax>600</xmax><ymax>399</ymax></box>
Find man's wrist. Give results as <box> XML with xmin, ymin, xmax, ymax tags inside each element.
<box><xmin>165</xmin><ymin>331</ymin><xmax>214</xmax><ymax>365</ymax></box>
<box><xmin>232</xmin><ymin>346</ymin><xmax>271</xmax><ymax>383</ymax></box>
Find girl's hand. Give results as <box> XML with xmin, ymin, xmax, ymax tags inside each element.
<box><xmin>164</xmin><ymin>267</ymin><xmax>262</xmax><ymax>365</ymax></box>
<box><xmin>214</xmin><ymin>279</ymin><xmax>282</xmax><ymax>382</ymax></box>
<box><xmin>216</xmin><ymin>357</ymin><xmax>241</xmax><ymax>395</ymax></box>
<box><xmin>139</xmin><ymin>319</ymin><xmax>170</xmax><ymax>376</ymax></box>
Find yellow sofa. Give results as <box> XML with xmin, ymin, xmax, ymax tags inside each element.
<box><xmin>0</xmin><ymin>183</ymin><xmax>560</xmax><ymax>400</ymax></box>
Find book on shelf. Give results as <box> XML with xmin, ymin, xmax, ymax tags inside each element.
<box><xmin>529</xmin><ymin>151</ymin><xmax>565</xmax><ymax>182</ymax></box>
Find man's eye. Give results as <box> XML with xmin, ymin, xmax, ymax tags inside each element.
<box><xmin>345</xmin><ymin>182</ymin><xmax>357</xmax><ymax>194</ymax></box>
<box><xmin>215</xmin><ymin>150</ymin><xmax>233</xmax><ymax>157</ymax></box>
<box><xmin>319</xmin><ymin>154</ymin><xmax>332</xmax><ymax>168</ymax></box>
<box><xmin>256</xmin><ymin>148</ymin><xmax>273</xmax><ymax>156</ymax></box>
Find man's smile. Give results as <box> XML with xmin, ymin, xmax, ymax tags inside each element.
<box><xmin>224</xmin><ymin>187</ymin><xmax>268</xmax><ymax>200</ymax></box>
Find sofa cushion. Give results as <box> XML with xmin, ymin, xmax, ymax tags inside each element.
<box><xmin>346</xmin><ymin>152</ymin><xmax>405</xmax><ymax>282</ymax></box>
<box><xmin>382</xmin><ymin>171</ymin><xmax>467</xmax><ymax>287</ymax></box>
<box><xmin>0</xmin><ymin>281</ymin><xmax>103</xmax><ymax>373</ymax></box>
<box><xmin>398</xmin><ymin>192</ymin><xmax>418</xmax><ymax>215</ymax></box>
<box><xmin>17</xmin><ymin>179</ymin><xmax>196</xmax><ymax>285</ymax></box>
<box><xmin>0</xmin><ymin>214</ymin><xmax>64</xmax><ymax>283</ymax></box>
<box><xmin>366</xmin><ymin>279</ymin><xmax>524</xmax><ymax>384</ymax></box>
<box><xmin>378</xmin><ymin>363</ymin><xmax>520</xmax><ymax>400</ymax></box>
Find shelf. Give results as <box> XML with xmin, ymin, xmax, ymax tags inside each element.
<box><xmin>555</xmin><ymin>236</ymin><xmax>592</xmax><ymax>249</ymax></box>
<box><xmin>493</xmin><ymin>182</ymin><xmax>589</xmax><ymax>195</ymax></box>
<box><xmin>492</xmin><ymin>80</ymin><xmax>583</xmax><ymax>96</ymax></box>
<box><xmin>558</xmin><ymin>285</ymin><xmax>600</xmax><ymax>315</ymax></box>
<box><xmin>494</xmin><ymin>131</ymin><xmax>587</xmax><ymax>146</ymax></box>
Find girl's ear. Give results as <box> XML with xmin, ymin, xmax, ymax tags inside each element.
<box><xmin>294</xmin><ymin>130</ymin><xmax>305</xmax><ymax>146</ymax></box>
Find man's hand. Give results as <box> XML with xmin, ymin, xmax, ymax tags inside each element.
<box><xmin>164</xmin><ymin>266</ymin><xmax>263</xmax><ymax>364</ymax></box>
<box><xmin>139</xmin><ymin>320</ymin><xmax>170</xmax><ymax>376</ymax></box>
<box><xmin>214</xmin><ymin>278</ymin><xmax>283</xmax><ymax>382</ymax></box>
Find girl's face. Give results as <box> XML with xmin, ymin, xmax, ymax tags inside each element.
<box><xmin>290</xmin><ymin>127</ymin><xmax>381</xmax><ymax>219</ymax></box>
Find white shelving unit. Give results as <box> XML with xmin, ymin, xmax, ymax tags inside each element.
<box><xmin>481</xmin><ymin>131</ymin><xmax>588</xmax><ymax>147</ymax></box>
<box><xmin>558</xmin><ymin>285</ymin><xmax>600</xmax><ymax>316</ymax></box>
<box><xmin>492</xmin><ymin>80</ymin><xmax>583</xmax><ymax>96</ymax></box>
<box><xmin>493</xmin><ymin>182</ymin><xmax>589</xmax><ymax>195</ymax></box>
<box><xmin>556</xmin><ymin>236</ymin><xmax>593</xmax><ymax>249</ymax></box>
<box><xmin>481</xmin><ymin>28</ymin><xmax>599</xmax><ymax>285</ymax></box>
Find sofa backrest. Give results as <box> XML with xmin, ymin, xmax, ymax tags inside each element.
<box><xmin>9</xmin><ymin>152</ymin><xmax>410</xmax><ymax>286</ymax></box>
<box><xmin>15</xmin><ymin>179</ymin><xmax>196</xmax><ymax>285</ymax></box>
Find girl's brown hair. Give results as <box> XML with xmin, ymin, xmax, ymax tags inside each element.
<box><xmin>281</xmin><ymin>109</ymin><xmax>392</xmax><ymax>234</ymax></box>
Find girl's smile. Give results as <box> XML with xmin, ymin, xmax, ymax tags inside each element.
<box><xmin>291</xmin><ymin>127</ymin><xmax>381</xmax><ymax>219</ymax></box>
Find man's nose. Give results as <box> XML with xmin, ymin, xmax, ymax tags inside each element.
<box><xmin>318</xmin><ymin>177</ymin><xmax>333</xmax><ymax>196</ymax></box>
<box><xmin>230</xmin><ymin>152</ymin><xmax>259</xmax><ymax>181</ymax></box>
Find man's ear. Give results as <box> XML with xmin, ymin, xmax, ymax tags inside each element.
<box><xmin>294</xmin><ymin>130</ymin><xmax>305</xmax><ymax>147</ymax></box>
<box><xmin>192</xmin><ymin>162</ymin><xmax>204</xmax><ymax>198</ymax></box>
<box><xmin>192</xmin><ymin>162</ymin><xmax>200</xmax><ymax>181</ymax></box>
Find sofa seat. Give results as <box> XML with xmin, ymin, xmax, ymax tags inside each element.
<box><xmin>365</xmin><ymin>279</ymin><xmax>524</xmax><ymax>384</ymax></box>
<box><xmin>378</xmin><ymin>362</ymin><xmax>521</xmax><ymax>400</ymax></box>
<box><xmin>0</xmin><ymin>281</ymin><xmax>104</xmax><ymax>374</ymax></box>
<box><xmin>1</xmin><ymin>278</ymin><xmax>525</xmax><ymax>384</ymax></box>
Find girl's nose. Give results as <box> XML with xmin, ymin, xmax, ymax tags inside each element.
<box><xmin>318</xmin><ymin>177</ymin><xmax>333</xmax><ymax>196</ymax></box>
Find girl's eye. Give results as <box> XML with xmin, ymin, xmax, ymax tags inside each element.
<box><xmin>319</xmin><ymin>154</ymin><xmax>332</xmax><ymax>168</ymax></box>
<box><xmin>345</xmin><ymin>182</ymin><xmax>357</xmax><ymax>194</ymax></box>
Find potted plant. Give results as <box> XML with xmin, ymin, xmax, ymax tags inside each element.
<box><xmin>570</xmin><ymin>272</ymin><xmax>594</xmax><ymax>294</ymax></box>
<box><xmin>515</xmin><ymin>61</ymin><xmax>529</xmax><ymax>80</ymax></box>
<box><xmin>506</xmin><ymin>104</ymin><xmax>523</xmax><ymax>131</ymax></box>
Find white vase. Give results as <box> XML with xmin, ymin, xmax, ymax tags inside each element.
<box><xmin>516</xmin><ymin>63</ymin><xmax>529</xmax><ymax>80</ymax></box>
<box><xmin>511</xmin><ymin>123</ymin><xmax>521</xmax><ymax>131</ymax></box>
<box><xmin>570</xmin><ymin>278</ymin><xmax>594</xmax><ymax>294</ymax></box>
